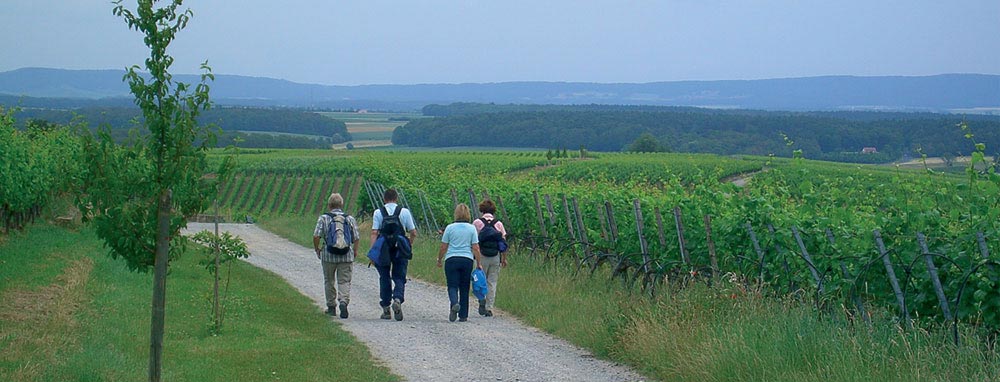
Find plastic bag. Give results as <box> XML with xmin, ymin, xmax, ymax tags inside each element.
<box><xmin>472</xmin><ymin>268</ymin><xmax>488</xmax><ymax>300</ymax></box>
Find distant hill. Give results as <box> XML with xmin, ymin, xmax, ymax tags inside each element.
<box><xmin>1</xmin><ymin>67</ymin><xmax>998</xmax><ymax>112</ymax></box>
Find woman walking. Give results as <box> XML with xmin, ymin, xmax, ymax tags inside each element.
<box><xmin>437</xmin><ymin>203</ymin><xmax>484</xmax><ymax>322</ymax></box>
<box><xmin>473</xmin><ymin>199</ymin><xmax>507</xmax><ymax>317</ymax></box>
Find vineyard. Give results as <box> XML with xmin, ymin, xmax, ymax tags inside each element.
<box><xmin>220</xmin><ymin>148</ymin><xmax>1000</xmax><ymax>341</ymax></box>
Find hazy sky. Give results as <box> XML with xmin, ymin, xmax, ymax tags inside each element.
<box><xmin>2</xmin><ymin>1</ymin><xmax>998</xmax><ymax>85</ymax></box>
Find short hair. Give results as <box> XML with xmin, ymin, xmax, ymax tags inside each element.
<box><xmin>453</xmin><ymin>203</ymin><xmax>471</xmax><ymax>223</ymax></box>
<box><xmin>478</xmin><ymin>199</ymin><xmax>496</xmax><ymax>214</ymax></box>
<box><xmin>327</xmin><ymin>193</ymin><xmax>344</xmax><ymax>210</ymax></box>
<box><xmin>383</xmin><ymin>189</ymin><xmax>398</xmax><ymax>202</ymax></box>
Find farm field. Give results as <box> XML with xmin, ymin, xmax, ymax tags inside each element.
<box><xmin>318</xmin><ymin>111</ymin><xmax>423</xmax><ymax>149</ymax></box>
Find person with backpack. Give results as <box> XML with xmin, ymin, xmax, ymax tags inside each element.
<box><xmin>437</xmin><ymin>203</ymin><xmax>484</xmax><ymax>322</ymax></box>
<box><xmin>473</xmin><ymin>199</ymin><xmax>508</xmax><ymax>317</ymax></box>
<box><xmin>312</xmin><ymin>193</ymin><xmax>360</xmax><ymax>318</ymax></box>
<box><xmin>370</xmin><ymin>189</ymin><xmax>417</xmax><ymax>321</ymax></box>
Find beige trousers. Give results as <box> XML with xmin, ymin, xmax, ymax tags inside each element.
<box><xmin>480</xmin><ymin>255</ymin><xmax>502</xmax><ymax>310</ymax></box>
<box><xmin>322</xmin><ymin>261</ymin><xmax>353</xmax><ymax>307</ymax></box>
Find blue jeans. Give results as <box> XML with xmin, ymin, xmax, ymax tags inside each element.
<box><xmin>444</xmin><ymin>257</ymin><xmax>473</xmax><ymax>319</ymax></box>
<box><xmin>375</xmin><ymin>254</ymin><xmax>409</xmax><ymax>307</ymax></box>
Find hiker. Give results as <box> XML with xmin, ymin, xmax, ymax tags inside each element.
<box><xmin>313</xmin><ymin>193</ymin><xmax>360</xmax><ymax>318</ymax></box>
<box><xmin>371</xmin><ymin>189</ymin><xmax>418</xmax><ymax>321</ymax></box>
<box><xmin>473</xmin><ymin>199</ymin><xmax>508</xmax><ymax>317</ymax></box>
<box><xmin>437</xmin><ymin>203</ymin><xmax>484</xmax><ymax>322</ymax></box>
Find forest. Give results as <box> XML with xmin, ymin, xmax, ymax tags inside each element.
<box><xmin>395</xmin><ymin>103</ymin><xmax>1000</xmax><ymax>161</ymax></box>
<box><xmin>6</xmin><ymin>105</ymin><xmax>350</xmax><ymax>144</ymax></box>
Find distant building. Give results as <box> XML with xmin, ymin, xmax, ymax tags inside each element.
<box><xmin>861</xmin><ymin>147</ymin><xmax>878</xmax><ymax>154</ymax></box>
<box><xmin>357</xmin><ymin>109</ymin><xmax>369</xmax><ymax>114</ymax></box>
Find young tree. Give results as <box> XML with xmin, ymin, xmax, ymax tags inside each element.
<box><xmin>79</xmin><ymin>1</ymin><xmax>227</xmax><ymax>381</ymax></box>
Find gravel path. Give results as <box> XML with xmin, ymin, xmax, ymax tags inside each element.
<box><xmin>184</xmin><ymin>223</ymin><xmax>647</xmax><ymax>382</ymax></box>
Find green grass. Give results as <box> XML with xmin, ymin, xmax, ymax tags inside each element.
<box><xmin>0</xmin><ymin>222</ymin><xmax>398</xmax><ymax>382</ymax></box>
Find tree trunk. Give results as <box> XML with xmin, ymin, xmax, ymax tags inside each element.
<box><xmin>149</xmin><ymin>189</ymin><xmax>171</xmax><ymax>382</ymax></box>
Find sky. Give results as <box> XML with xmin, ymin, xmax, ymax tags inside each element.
<box><xmin>2</xmin><ymin>1</ymin><xmax>999</xmax><ymax>86</ymax></box>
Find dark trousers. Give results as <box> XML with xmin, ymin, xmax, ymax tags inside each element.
<box><xmin>375</xmin><ymin>254</ymin><xmax>409</xmax><ymax>307</ymax></box>
<box><xmin>444</xmin><ymin>257</ymin><xmax>474</xmax><ymax>319</ymax></box>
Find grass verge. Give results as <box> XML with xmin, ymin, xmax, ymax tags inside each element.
<box><xmin>260</xmin><ymin>214</ymin><xmax>1000</xmax><ymax>381</ymax></box>
<box><xmin>0</xmin><ymin>222</ymin><xmax>398</xmax><ymax>382</ymax></box>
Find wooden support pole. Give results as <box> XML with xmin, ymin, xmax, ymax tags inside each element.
<box><xmin>654</xmin><ymin>207</ymin><xmax>667</xmax><ymax>249</ymax></box>
<box><xmin>605</xmin><ymin>201</ymin><xmax>619</xmax><ymax>242</ymax></box>
<box><xmin>875</xmin><ymin>230</ymin><xmax>911</xmax><ymax>327</ymax></box>
<box><xmin>704</xmin><ymin>215</ymin><xmax>719</xmax><ymax>278</ymax></box>
<box><xmin>572</xmin><ymin>198</ymin><xmax>591</xmax><ymax>259</ymax></box>
<box><xmin>768</xmin><ymin>224</ymin><xmax>794</xmax><ymax>291</ymax></box>
<box><xmin>533</xmin><ymin>191</ymin><xmax>548</xmax><ymax>237</ymax></box>
<box><xmin>633</xmin><ymin>199</ymin><xmax>651</xmax><ymax>274</ymax></box>
<box><xmin>561</xmin><ymin>194</ymin><xmax>576</xmax><ymax>240</ymax></box>
<box><xmin>422</xmin><ymin>191</ymin><xmax>440</xmax><ymax>232</ymax></box>
<box><xmin>917</xmin><ymin>233</ymin><xmax>954</xmax><ymax>321</ymax></box>
<box><xmin>544</xmin><ymin>195</ymin><xmax>557</xmax><ymax>226</ymax></box>
<box><xmin>496</xmin><ymin>196</ymin><xmax>508</xmax><ymax>222</ymax></box>
<box><xmin>673</xmin><ymin>207</ymin><xmax>690</xmax><ymax>265</ymax></box>
<box><xmin>450</xmin><ymin>189</ymin><xmax>459</xmax><ymax>209</ymax></box>
<box><xmin>468</xmin><ymin>189</ymin><xmax>480</xmax><ymax>219</ymax></box>
<box><xmin>976</xmin><ymin>232</ymin><xmax>997</xmax><ymax>280</ymax></box>
<box><xmin>598</xmin><ymin>202</ymin><xmax>609</xmax><ymax>240</ymax></box>
<box><xmin>792</xmin><ymin>226</ymin><xmax>824</xmax><ymax>294</ymax></box>
<box><xmin>747</xmin><ymin>223</ymin><xmax>766</xmax><ymax>281</ymax></box>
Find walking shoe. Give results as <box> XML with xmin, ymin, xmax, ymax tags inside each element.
<box><xmin>478</xmin><ymin>299</ymin><xmax>487</xmax><ymax>316</ymax></box>
<box><xmin>449</xmin><ymin>304</ymin><xmax>459</xmax><ymax>322</ymax></box>
<box><xmin>326</xmin><ymin>306</ymin><xmax>336</xmax><ymax>316</ymax></box>
<box><xmin>339</xmin><ymin>302</ymin><xmax>349</xmax><ymax>319</ymax></box>
<box><xmin>485</xmin><ymin>310</ymin><xmax>494</xmax><ymax>317</ymax></box>
<box><xmin>380</xmin><ymin>306</ymin><xmax>391</xmax><ymax>320</ymax></box>
<box><xmin>458</xmin><ymin>317</ymin><xmax>468</xmax><ymax>322</ymax></box>
<box><xmin>391</xmin><ymin>298</ymin><xmax>403</xmax><ymax>321</ymax></box>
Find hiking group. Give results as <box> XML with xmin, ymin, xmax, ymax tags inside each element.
<box><xmin>312</xmin><ymin>188</ymin><xmax>509</xmax><ymax>322</ymax></box>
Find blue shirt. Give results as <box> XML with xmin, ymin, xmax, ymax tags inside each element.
<box><xmin>441</xmin><ymin>221</ymin><xmax>478</xmax><ymax>261</ymax></box>
<box><xmin>372</xmin><ymin>203</ymin><xmax>417</xmax><ymax>232</ymax></box>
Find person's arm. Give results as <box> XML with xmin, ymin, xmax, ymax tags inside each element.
<box><xmin>472</xmin><ymin>243</ymin><xmax>483</xmax><ymax>270</ymax></box>
<box><xmin>496</xmin><ymin>221</ymin><xmax>508</xmax><ymax>267</ymax></box>
<box><xmin>437</xmin><ymin>242</ymin><xmax>448</xmax><ymax>268</ymax></box>
<box><xmin>408</xmin><ymin>229</ymin><xmax>418</xmax><ymax>246</ymax></box>
<box><xmin>312</xmin><ymin>236</ymin><xmax>322</xmax><ymax>259</ymax></box>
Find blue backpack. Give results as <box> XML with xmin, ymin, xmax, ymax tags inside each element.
<box><xmin>323</xmin><ymin>212</ymin><xmax>353</xmax><ymax>256</ymax></box>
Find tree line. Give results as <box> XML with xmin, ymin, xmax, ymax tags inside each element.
<box><xmin>6</xmin><ymin>105</ymin><xmax>350</xmax><ymax>145</ymax></box>
<box><xmin>396</xmin><ymin>103</ymin><xmax>1000</xmax><ymax>162</ymax></box>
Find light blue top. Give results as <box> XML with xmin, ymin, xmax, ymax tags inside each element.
<box><xmin>372</xmin><ymin>203</ymin><xmax>417</xmax><ymax>232</ymax></box>
<box><xmin>441</xmin><ymin>221</ymin><xmax>478</xmax><ymax>261</ymax></box>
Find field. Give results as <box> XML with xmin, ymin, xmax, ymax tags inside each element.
<box><xmin>318</xmin><ymin>111</ymin><xmax>423</xmax><ymax>149</ymax></box>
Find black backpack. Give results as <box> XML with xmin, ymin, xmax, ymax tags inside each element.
<box><xmin>478</xmin><ymin>218</ymin><xmax>503</xmax><ymax>257</ymax></box>
<box><xmin>378</xmin><ymin>205</ymin><xmax>410</xmax><ymax>259</ymax></box>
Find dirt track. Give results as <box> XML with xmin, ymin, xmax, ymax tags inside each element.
<box><xmin>183</xmin><ymin>223</ymin><xmax>646</xmax><ymax>382</ymax></box>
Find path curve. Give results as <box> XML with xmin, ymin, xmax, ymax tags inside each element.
<box><xmin>184</xmin><ymin>223</ymin><xmax>647</xmax><ymax>382</ymax></box>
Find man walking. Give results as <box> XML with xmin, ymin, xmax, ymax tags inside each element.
<box><xmin>313</xmin><ymin>193</ymin><xmax>360</xmax><ymax>318</ymax></box>
<box><xmin>371</xmin><ymin>189</ymin><xmax>418</xmax><ymax>321</ymax></box>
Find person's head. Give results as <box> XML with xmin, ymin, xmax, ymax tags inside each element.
<box><xmin>453</xmin><ymin>203</ymin><xmax>471</xmax><ymax>223</ymax></box>
<box><xmin>327</xmin><ymin>193</ymin><xmax>344</xmax><ymax>210</ymax></box>
<box><xmin>383</xmin><ymin>189</ymin><xmax>398</xmax><ymax>203</ymax></box>
<box><xmin>478</xmin><ymin>199</ymin><xmax>496</xmax><ymax>215</ymax></box>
